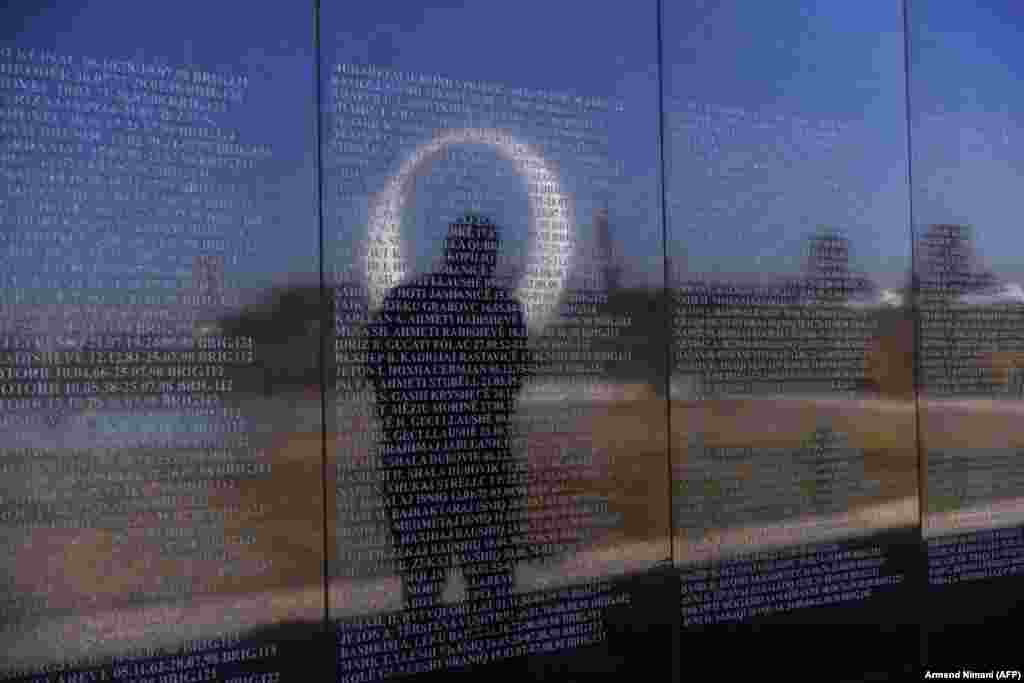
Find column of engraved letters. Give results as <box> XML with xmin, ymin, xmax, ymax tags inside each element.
<box><xmin>918</xmin><ymin>223</ymin><xmax>1007</xmax><ymax>396</ymax></box>
<box><xmin>675</xmin><ymin>428</ymin><xmax>868</xmax><ymax>541</ymax></box>
<box><xmin>670</xmin><ymin>104</ymin><xmax>881</xmax><ymax>546</ymax></box>
<box><xmin>673</xmin><ymin>279</ymin><xmax>874</xmax><ymax>398</ymax></box>
<box><xmin>918</xmin><ymin>224</ymin><xmax>1024</xmax><ymax>521</ymax></box>
<box><xmin>0</xmin><ymin>46</ymin><xmax>270</xmax><ymax>619</ymax></box>
<box><xmin>329</xmin><ymin>65</ymin><xmax>630</xmax><ymax>678</ymax></box>
<box><xmin>335</xmin><ymin>283</ymin><xmax>391</xmax><ymax>583</ymax></box>
<box><xmin>525</xmin><ymin>291</ymin><xmax>629</xmax><ymax>556</ymax></box>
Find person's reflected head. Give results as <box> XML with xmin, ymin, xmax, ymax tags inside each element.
<box><xmin>443</xmin><ymin>212</ymin><xmax>499</xmax><ymax>279</ymax></box>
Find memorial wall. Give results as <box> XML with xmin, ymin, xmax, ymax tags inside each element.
<box><xmin>0</xmin><ymin>1</ymin><xmax>327</xmax><ymax>680</ymax></box>
<box><xmin>663</xmin><ymin>3</ymin><xmax>920</xmax><ymax>678</ymax></box>
<box><xmin>0</xmin><ymin>0</ymin><xmax>1021</xmax><ymax>680</ymax></box>
<box><xmin>322</xmin><ymin>3</ymin><xmax>667</xmax><ymax>678</ymax></box>
<box><xmin>909</xmin><ymin>0</ymin><xmax>1024</xmax><ymax>670</ymax></box>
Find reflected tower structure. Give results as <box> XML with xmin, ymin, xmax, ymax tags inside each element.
<box><xmin>189</xmin><ymin>253</ymin><xmax>226</xmax><ymax>336</ymax></box>
<box><xmin>593</xmin><ymin>205</ymin><xmax>621</xmax><ymax>292</ymax></box>
<box><xmin>191</xmin><ymin>254</ymin><xmax>225</xmax><ymax>300</ymax></box>
<box><xmin>917</xmin><ymin>224</ymin><xmax>998</xmax><ymax>302</ymax></box>
<box><xmin>917</xmin><ymin>224</ymin><xmax>999</xmax><ymax>396</ymax></box>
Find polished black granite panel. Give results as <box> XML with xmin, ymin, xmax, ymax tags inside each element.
<box><xmin>662</xmin><ymin>1</ymin><xmax>920</xmax><ymax>678</ymax></box>
<box><xmin>320</xmin><ymin>1</ymin><xmax>669</xmax><ymax>678</ymax></box>
<box><xmin>0</xmin><ymin>0</ymin><xmax>321</xmax><ymax>679</ymax></box>
<box><xmin>908</xmin><ymin>0</ymin><xmax>1024</xmax><ymax>669</ymax></box>
<box><xmin>7</xmin><ymin>1</ymin><xmax>1024</xmax><ymax>679</ymax></box>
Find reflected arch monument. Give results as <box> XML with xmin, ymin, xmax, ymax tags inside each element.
<box><xmin>363</xmin><ymin>127</ymin><xmax>577</xmax><ymax>332</ymax></box>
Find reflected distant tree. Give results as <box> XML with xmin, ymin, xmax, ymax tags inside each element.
<box><xmin>917</xmin><ymin>224</ymin><xmax>999</xmax><ymax>301</ymax></box>
<box><xmin>217</xmin><ymin>283</ymin><xmax>337</xmax><ymax>395</ymax></box>
<box><xmin>802</xmin><ymin>227</ymin><xmax>873</xmax><ymax>304</ymax></box>
<box><xmin>366</xmin><ymin>212</ymin><xmax>530</xmax><ymax>657</ymax></box>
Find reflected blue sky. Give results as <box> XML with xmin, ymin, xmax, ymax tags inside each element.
<box><xmin>909</xmin><ymin>0</ymin><xmax>1024</xmax><ymax>283</ymax></box>
<box><xmin>664</xmin><ymin>0</ymin><xmax>910</xmax><ymax>289</ymax></box>
<box><xmin>322</xmin><ymin>0</ymin><xmax>661</xmax><ymax>292</ymax></box>
<box><xmin>1</xmin><ymin>1</ymin><xmax>1022</xmax><ymax>298</ymax></box>
<box><xmin>2</xmin><ymin>0</ymin><xmax>318</xmax><ymax>302</ymax></box>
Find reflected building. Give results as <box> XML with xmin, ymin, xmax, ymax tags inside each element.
<box><xmin>675</xmin><ymin>426</ymin><xmax>871</xmax><ymax>541</ymax></box>
<box><xmin>593</xmin><ymin>205</ymin><xmax>621</xmax><ymax>292</ymax></box>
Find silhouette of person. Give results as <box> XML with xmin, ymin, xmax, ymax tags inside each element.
<box><xmin>367</xmin><ymin>212</ymin><xmax>531</xmax><ymax>665</ymax></box>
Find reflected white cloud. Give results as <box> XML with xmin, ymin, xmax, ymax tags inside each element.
<box><xmin>958</xmin><ymin>282</ymin><xmax>1024</xmax><ymax>305</ymax></box>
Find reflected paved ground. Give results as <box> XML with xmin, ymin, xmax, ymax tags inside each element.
<box><xmin>0</xmin><ymin>491</ymin><xmax>919</xmax><ymax>672</ymax></box>
<box><xmin>925</xmin><ymin>497</ymin><xmax>1024</xmax><ymax>538</ymax></box>
<box><xmin>921</xmin><ymin>397</ymin><xmax>1024</xmax><ymax>535</ymax></box>
<box><xmin>1</xmin><ymin>502</ymin><xmax>926</xmax><ymax>673</ymax></box>
<box><xmin>0</xmin><ymin>537</ymin><xmax>669</xmax><ymax>671</ymax></box>
<box><xmin>669</xmin><ymin>394</ymin><xmax>918</xmax><ymax>561</ymax></box>
<box><xmin>0</xmin><ymin>390</ymin><xmax>928</xmax><ymax>673</ymax></box>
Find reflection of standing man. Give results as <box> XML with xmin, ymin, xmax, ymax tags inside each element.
<box><xmin>367</xmin><ymin>213</ymin><xmax>531</xmax><ymax>661</ymax></box>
